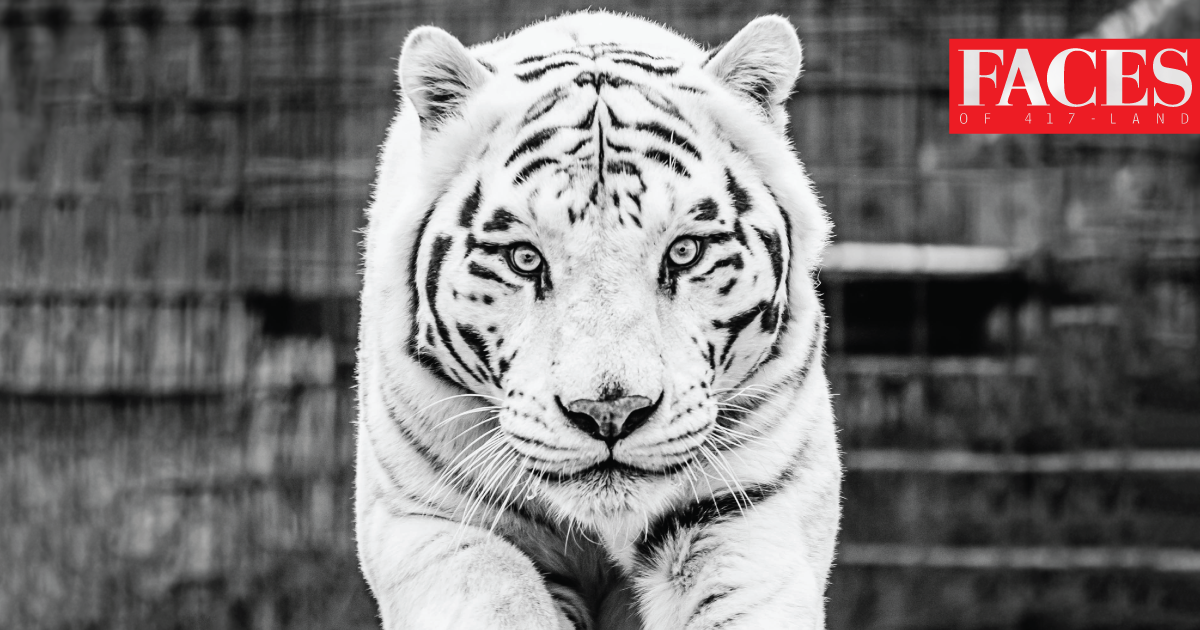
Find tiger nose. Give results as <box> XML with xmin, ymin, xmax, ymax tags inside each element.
<box><xmin>558</xmin><ymin>394</ymin><xmax>662</xmax><ymax>447</ymax></box>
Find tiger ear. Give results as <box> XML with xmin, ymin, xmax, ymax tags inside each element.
<box><xmin>399</xmin><ymin>26</ymin><xmax>491</xmax><ymax>130</ymax></box>
<box><xmin>703</xmin><ymin>16</ymin><xmax>802</xmax><ymax>122</ymax></box>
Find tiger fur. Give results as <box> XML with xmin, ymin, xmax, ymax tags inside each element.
<box><xmin>356</xmin><ymin>10</ymin><xmax>840</xmax><ymax>630</ymax></box>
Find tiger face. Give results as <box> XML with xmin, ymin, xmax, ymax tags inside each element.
<box><xmin>370</xmin><ymin>13</ymin><xmax>829</xmax><ymax>528</ymax></box>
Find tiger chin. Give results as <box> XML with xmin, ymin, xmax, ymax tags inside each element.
<box><xmin>356</xmin><ymin>10</ymin><xmax>840</xmax><ymax>630</ymax></box>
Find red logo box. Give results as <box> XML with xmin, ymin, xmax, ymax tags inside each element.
<box><xmin>950</xmin><ymin>39</ymin><xmax>1198</xmax><ymax>134</ymax></box>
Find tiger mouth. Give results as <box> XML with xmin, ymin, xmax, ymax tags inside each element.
<box><xmin>532</xmin><ymin>455</ymin><xmax>694</xmax><ymax>483</ymax></box>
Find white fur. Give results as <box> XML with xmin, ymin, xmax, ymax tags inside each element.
<box><xmin>357</xmin><ymin>11</ymin><xmax>839</xmax><ymax>629</ymax></box>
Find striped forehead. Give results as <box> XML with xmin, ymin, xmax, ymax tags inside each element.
<box><xmin>470</xmin><ymin>45</ymin><xmax>727</xmax><ymax>232</ymax></box>
<box><xmin>509</xmin><ymin>43</ymin><xmax>684</xmax><ymax>79</ymax></box>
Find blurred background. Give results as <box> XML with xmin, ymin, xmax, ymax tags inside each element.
<box><xmin>2</xmin><ymin>0</ymin><xmax>1199</xmax><ymax>628</ymax></box>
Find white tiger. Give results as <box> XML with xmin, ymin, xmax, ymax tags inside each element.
<box><xmin>356</xmin><ymin>10</ymin><xmax>840</xmax><ymax>629</ymax></box>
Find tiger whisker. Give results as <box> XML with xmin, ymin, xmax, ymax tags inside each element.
<box><xmin>697</xmin><ymin>446</ymin><xmax>739</xmax><ymax>515</ymax></box>
<box><xmin>454</xmin><ymin>444</ymin><xmax>514</xmax><ymax>545</ymax></box>
<box><xmin>698</xmin><ymin>444</ymin><xmax>745</xmax><ymax>517</ymax></box>
<box><xmin>416</xmin><ymin>393</ymin><xmax>503</xmax><ymax>415</ymax></box>
<box><xmin>713</xmin><ymin>386</ymin><xmax>774</xmax><ymax>402</ymax></box>
<box><xmin>715</xmin><ymin>401</ymin><xmax>762</xmax><ymax>415</ymax></box>
<box><xmin>470</xmin><ymin>448</ymin><xmax>520</xmax><ymax>526</ymax></box>
<box><xmin>488</xmin><ymin>452</ymin><xmax>530</xmax><ymax>537</ymax></box>
<box><xmin>462</xmin><ymin>441</ymin><xmax>511</xmax><ymax>505</ymax></box>
<box><xmin>692</xmin><ymin>449</ymin><xmax>723</xmax><ymax>515</ymax></box>
<box><xmin>448</xmin><ymin>448</ymin><xmax>497</xmax><ymax>543</ymax></box>
<box><xmin>561</xmin><ymin>511</ymin><xmax>580</xmax><ymax>556</ymax></box>
<box><xmin>714</xmin><ymin>446</ymin><xmax>757</xmax><ymax>518</ymax></box>
<box><xmin>447</xmin><ymin>414</ymin><xmax>501</xmax><ymax>444</ymax></box>
<box><xmin>709</xmin><ymin>413</ymin><xmax>772</xmax><ymax>438</ymax></box>
<box><xmin>713</xmin><ymin>384</ymin><xmax>776</xmax><ymax>397</ymax></box>
<box><xmin>717</xmin><ymin>408</ymin><xmax>783</xmax><ymax>433</ymax></box>
<box><xmin>423</xmin><ymin>429</ymin><xmax>505</xmax><ymax>510</ymax></box>
<box><xmin>715</xmin><ymin>442</ymin><xmax>755</xmax><ymax>510</ymax></box>
<box><xmin>720</xmin><ymin>394</ymin><xmax>772</xmax><ymax>406</ymax></box>
<box><xmin>715</xmin><ymin>410</ymin><xmax>785</xmax><ymax>440</ymax></box>
<box><xmin>715</xmin><ymin>382</ymin><xmax>773</xmax><ymax>389</ymax></box>
<box><xmin>433</xmin><ymin>405</ymin><xmax>503</xmax><ymax>429</ymax></box>
<box><xmin>516</xmin><ymin>456</ymin><xmax>538</xmax><ymax>508</ymax></box>
<box><xmin>428</xmin><ymin>428</ymin><xmax>510</xmax><ymax>509</ymax></box>
<box><xmin>716</xmin><ymin>404</ymin><xmax>786</xmax><ymax>431</ymax></box>
<box><xmin>418</xmin><ymin>432</ymin><xmax>498</xmax><ymax>508</ymax></box>
<box><xmin>709</xmin><ymin>425</ymin><xmax>772</xmax><ymax>449</ymax></box>
<box><xmin>714</xmin><ymin>422</ymin><xmax>786</xmax><ymax>453</ymax></box>
<box><xmin>438</xmin><ymin>421</ymin><xmax>502</xmax><ymax>471</ymax></box>
<box><xmin>718</xmin><ymin>447</ymin><xmax>758</xmax><ymax>516</ymax></box>
<box><xmin>708</xmin><ymin>429</ymin><xmax>766</xmax><ymax>473</ymax></box>
<box><xmin>680</xmin><ymin>457</ymin><xmax>703</xmax><ymax>506</ymax></box>
<box><xmin>701</xmin><ymin>443</ymin><xmax>749</xmax><ymax>518</ymax></box>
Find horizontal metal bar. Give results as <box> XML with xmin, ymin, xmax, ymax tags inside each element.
<box><xmin>839</xmin><ymin>543</ymin><xmax>1200</xmax><ymax>572</ymax></box>
<box><xmin>846</xmin><ymin>450</ymin><xmax>1200</xmax><ymax>473</ymax></box>
<box><xmin>823</xmin><ymin>242</ymin><xmax>1021</xmax><ymax>275</ymax></box>
<box><xmin>828</xmin><ymin>355</ymin><xmax>1038</xmax><ymax>377</ymax></box>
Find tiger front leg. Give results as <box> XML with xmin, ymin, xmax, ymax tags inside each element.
<box><xmin>357</xmin><ymin>500</ymin><xmax>574</xmax><ymax>630</ymax></box>
<box><xmin>631</xmin><ymin>480</ymin><xmax>840</xmax><ymax>630</ymax></box>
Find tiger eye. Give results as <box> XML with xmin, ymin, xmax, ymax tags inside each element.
<box><xmin>508</xmin><ymin>244</ymin><xmax>543</xmax><ymax>274</ymax></box>
<box><xmin>667</xmin><ymin>237</ymin><xmax>702</xmax><ymax>268</ymax></box>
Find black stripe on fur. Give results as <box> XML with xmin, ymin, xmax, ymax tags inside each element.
<box><xmin>635</xmin><ymin>436</ymin><xmax>820</xmax><ymax>562</ymax></box>
<box><xmin>514</xmin><ymin>157</ymin><xmax>558</xmax><ymax>184</ymax></box>
<box><xmin>725</xmin><ymin>169</ymin><xmax>753</xmax><ymax>215</ymax></box>
<box><xmin>688</xmin><ymin>590</ymin><xmax>734</xmax><ymax>626</ymax></box>
<box><xmin>635</xmin><ymin>121</ymin><xmax>701</xmax><ymax>159</ymax></box>
<box><xmin>522</xmin><ymin>87</ymin><xmax>568</xmax><ymax>124</ymax></box>
<box><xmin>779</xmin><ymin>315</ymin><xmax>824</xmax><ymax>389</ymax></box>
<box><xmin>603</xmin><ymin>48</ymin><xmax>666</xmax><ymax>61</ymax></box>
<box><xmin>632</xmin><ymin>85</ymin><xmax>687</xmax><ymax>123</ymax></box>
<box><xmin>516</xmin><ymin>49</ymin><xmax>589</xmax><ymax>66</ymax></box>
<box><xmin>482</xmin><ymin>208</ymin><xmax>520</xmax><ymax>233</ymax></box>
<box><xmin>643</xmin><ymin>149</ymin><xmax>690</xmax><ymax>178</ymax></box>
<box><xmin>634</xmin><ymin>482</ymin><xmax>779</xmax><ymax>561</ymax></box>
<box><xmin>754</xmin><ymin>227</ymin><xmax>784</xmax><ymax>293</ymax></box>
<box><xmin>605</xmin><ymin>159</ymin><xmax>642</xmax><ymax>178</ymax></box>
<box><xmin>405</xmin><ymin>196</ymin><xmax>464</xmax><ymax>388</ymax></box>
<box><xmin>712</xmin><ymin>301</ymin><xmax>768</xmax><ymax>366</ymax></box>
<box><xmin>455</xmin><ymin>323</ymin><xmax>495</xmax><ymax>384</ymax></box>
<box><xmin>506</xmin><ymin>128</ymin><xmax>559</xmax><ymax>167</ymax></box>
<box><xmin>699</xmin><ymin>253</ymin><xmax>744</xmax><ymax>277</ymax></box>
<box><xmin>458</xmin><ymin>180</ymin><xmax>483</xmax><ymax>228</ymax></box>
<box><xmin>467</xmin><ymin>262</ymin><xmax>520</xmax><ymax>289</ymax></box>
<box><xmin>610</xmin><ymin>57</ymin><xmax>679</xmax><ymax>75</ymax></box>
<box><xmin>690</xmin><ymin>197</ymin><xmax>720</xmax><ymax>222</ymax></box>
<box><xmin>517</xmin><ymin>59</ymin><xmax>579</xmax><ymax>82</ymax></box>
<box><xmin>426</xmin><ymin>235</ymin><xmax>484</xmax><ymax>384</ymax></box>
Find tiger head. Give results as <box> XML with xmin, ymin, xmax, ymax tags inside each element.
<box><xmin>362</xmin><ymin>12</ymin><xmax>830</xmax><ymax>531</ymax></box>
